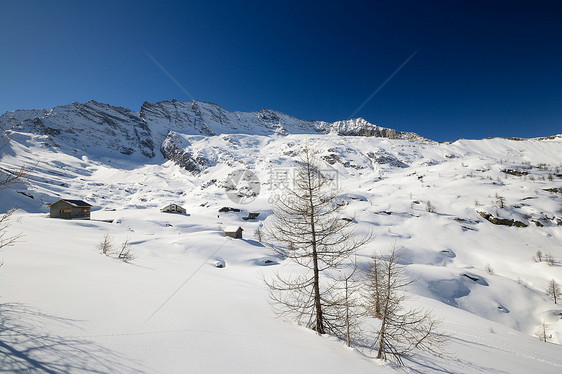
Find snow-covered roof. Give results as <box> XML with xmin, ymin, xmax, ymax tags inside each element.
<box><xmin>162</xmin><ymin>203</ymin><xmax>185</xmax><ymax>209</ymax></box>
<box><xmin>224</xmin><ymin>226</ymin><xmax>243</xmax><ymax>233</ymax></box>
<box><xmin>49</xmin><ymin>199</ymin><xmax>92</xmax><ymax>207</ymax></box>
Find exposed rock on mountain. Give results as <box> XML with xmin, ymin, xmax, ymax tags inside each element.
<box><xmin>160</xmin><ymin>132</ymin><xmax>207</xmax><ymax>173</ymax></box>
<box><xmin>0</xmin><ymin>101</ymin><xmax>155</xmax><ymax>158</ymax></box>
<box><xmin>0</xmin><ymin>99</ymin><xmax>426</xmax><ymax>168</ymax></box>
<box><xmin>324</xmin><ymin>117</ymin><xmax>422</xmax><ymax>140</ymax></box>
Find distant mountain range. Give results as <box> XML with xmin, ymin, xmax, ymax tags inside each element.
<box><xmin>0</xmin><ymin>100</ymin><xmax>426</xmax><ymax>161</ymax></box>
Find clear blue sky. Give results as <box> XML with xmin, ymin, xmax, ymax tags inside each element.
<box><xmin>1</xmin><ymin>0</ymin><xmax>561</xmax><ymax>141</ymax></box>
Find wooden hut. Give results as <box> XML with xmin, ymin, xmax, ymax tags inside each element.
<box><xmin>49</xmin><ymin>199</ymin><xmax>92</xmax><ymax>220</ymax></box>
<box><xmin>160</xmin><ymin>204</ymin><xmax>187</xmax><ymax>214</ymax></box>
<box><xmin>224</xmin><ymin>226</ymin><xmax>243</xmax><ymax>239</ymax></box>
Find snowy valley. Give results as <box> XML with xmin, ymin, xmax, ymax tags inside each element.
<box><xmin>0</xmin><ymin>100</ymin><xmax>561</xmax><ymax>373</ymax></box>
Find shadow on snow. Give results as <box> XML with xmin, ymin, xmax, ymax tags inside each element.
<box><xmin>0</xmin><ymin>302</ymin><xmax>147</xmax><ymax>374</ymax></box>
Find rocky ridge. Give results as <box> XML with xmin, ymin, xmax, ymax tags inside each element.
<box><xmin>0</xmin><ymin>99</ymin><xmax>426</xmax><ymax>170</ymax></box>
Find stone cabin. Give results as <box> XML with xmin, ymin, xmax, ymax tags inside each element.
<box><xmin>161</xmin><ymin>204</ymin><xmax>187</xmax><ymax>214</ymax></box>
<box><xmin>224</xmin><ymin>226</ymin><xmax>243</xmax><ymax>239</ymax></box>
<box><xmin>49</xmin><ymin>199</ymin><xmax>92</xmax><ymax>219</ymax></box>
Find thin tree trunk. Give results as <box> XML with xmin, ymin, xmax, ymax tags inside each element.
<box><xmin>345</xmin><ymin>277</ymin><xmax>351</xmax><ymax>347</ymax></box>
<box><xmin>377</xmin><ymin>258</ymin><xmax>393</xmax><ymax>359</ymax></box>
<box><xmin>306</xmin><ymin>159</ymin><xmax>324</xmax><ymax>334</ymax></box>
<box><xmin>310</xmin><ymin>202</ymin><xmax>324</xmax><ymax>332</ymax></box>
<box><xmin>377</xmin><ymin>323</ymin><xmax>386</xmax><ymax>359</ymax></box>
<box><xmin>312</xmin><ymin>243</ymin><xmax>324</xmax><ymax>333</ymax></box>
<box><xmin>374</xmin><ymin>258</ymin><xmax>381</xmax><ymax>318</ymax></box>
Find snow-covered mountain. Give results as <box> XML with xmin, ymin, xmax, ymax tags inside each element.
<box><xmin>0</xmin><ymin>101</ymin><xmax>155</xmax><ymax>158</ymax></box>
<box><xmin>1</xmin><ymin>100</ymin><xmax>561</xmax><ymax>374</ymax></box>
<box><xmin>0</xmin><ymin>100</ymin><xmax>425</xmax><ymax>163</ymax></box>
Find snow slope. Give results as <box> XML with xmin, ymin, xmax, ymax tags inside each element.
<box><xmin>0</xmin><ymin>101</ymin><xmax>561</xmax><ymax>373</ymax></box>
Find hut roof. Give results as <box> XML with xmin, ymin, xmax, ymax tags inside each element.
<box><xmin>224</xmin><ymin>226</ymin><xmax>243</xmax><ymax>233</ymax></box>
<box><xmin>49</xmin><ymin>199</ymin><xmax>92</xmax><ymax>207</ymax></box>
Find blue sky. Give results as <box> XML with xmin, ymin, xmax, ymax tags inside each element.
<box><xmin>1</xmin><ymin>0</ymin><xmax>561</xmax><ymax>141</ymax></box>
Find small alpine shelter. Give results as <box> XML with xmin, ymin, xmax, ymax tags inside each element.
<box><xmin>224</xmin><ymin>226</ymin><xmax>243</xmax><ymax>239</ymax></box>
<box><xmin>161</xmin><ymin>204</ymin><xmax>186</xmax><ymax>214</ymax></box>
<box><xmin>49</xmin><ymin>199</ymin><xmax>92</xmax><ymax>220</ymax></box>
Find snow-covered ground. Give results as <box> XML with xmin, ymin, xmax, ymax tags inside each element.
<box><xmin>1</xmin><ymin>128</ymin><xmax>561</xmax><ymax>373</ymax></box>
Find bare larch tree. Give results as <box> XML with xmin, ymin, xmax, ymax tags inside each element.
<box><xmin>265</xmin><ymin>146</ymin><xmax>369</xmax><ymax>335</ymax></box>
<box><xmin>535</xmin><ymin>321</ymin><xmax>552</xmax><ymax>342</ymax></box>
<box><xmin>324</xmin><ymin>259</ymin><xmax>364</xmax><ymax>346</ymax></box>
<box><xmin>365</xmin><ymin>246</ymin><xmax>446</xmax><ymax>365</ymax></box>
<box><xmin>546</xmin><ymin>279</ymin><xmax>560</xmax><ymax>304</ymax></box>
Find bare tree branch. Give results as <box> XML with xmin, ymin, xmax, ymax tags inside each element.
<box><xmin>0</xmin><ymin>135</ymin><xmax>27</xmax><ymax>190</ymax></box>
<box><xmin>0</xmin><ymin>209</ymin><xmax>21</xmax><ymax>251</ymax></box>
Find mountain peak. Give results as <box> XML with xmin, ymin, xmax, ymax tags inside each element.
<box><xmin>0</xmin><ymin>99</ymin><xmax>427</xmax><ymax>160</ymax></box>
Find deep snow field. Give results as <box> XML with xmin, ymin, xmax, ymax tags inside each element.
<box><xmin>1</xmin><ymin>131</ymin><xmax>561</xmax><ymax>373</ymax></box>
